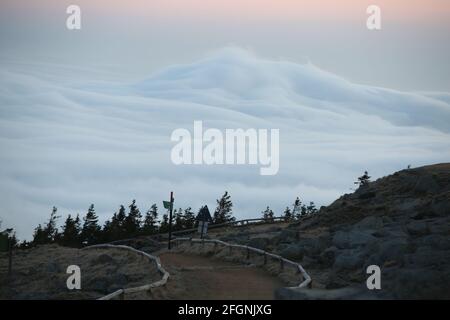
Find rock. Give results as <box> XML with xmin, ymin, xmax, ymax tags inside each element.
<box><xmin>382</xmin><ymin>267</ymin><xmax>450</xmax><ymax>299</ymax></box>
<box><xmin>366</xmin><ymin>237</ymin><xmax>410</xmax><ymax>266</ymax></box>
<box><xmin>406</xmin><ymin>220</ymin><xmax>429</xmax><ymax>236</ymax></box>
<box><xmin>279</xmin><ymin>243</ymin><xmax>305</xmax><ymax>260</ymax></box>
<box><xmin>318</xmin><ymin>246</ymin><xmax>339</xmax><ymax>267</ymax></box>
<box><xmin>332</xmin><ymin>230</ymin><xmax>377</xmax><ymax>249</ymax></box>
<box><xmin>107</xmin><ymin>273</ymin><xmax>128</xmax><ymax>292</ymax></box>
<box><xmin>93</xmin><ymin>253</ymin><xmax>116</xmax><ymax>265</ymax></box>
<box><xmin>248</xmin><ymin>237</ymin><xmax>270</xmax><ymax>250</ymax></box>
<box><xmin>353</xmin><ymin>216</ymin><xmax>384</xmax><ymax>231</ymax></box>
<box><xmin>325</xmin><ymin>271</ymin><xmax>349</xmax><ymax>289</ymax></box>
<box><xmin>431</xmin><ymin>196</ymin><xmax>450</xmax><ymax>217</ymax></box>
<box><xmin>418</xmin><ymin>234</ymin><xmax>450</xmax><ymax>250</ymax></box>
<box><xmin>404</xmin><ymin>246</ymin><xmax>450</xmax><ymax>268</ymax></box>
<box><xmin>88</xmin><ymin>276</ymin><xmax>110</xmax><ymax>293</ymax></box>
<box><xmin>45</xmin><ymin>262</ymin><xmax>62</xmax><ymax>273</ymax></box>
<box><xmin>278</xmin><ymin>229</ymin><xmax>296</xmax><ymax>243</ymax></box>
<box><xmin>333</xmin><ymin>249</ymin><xmax>365</xmax><ymax>270</ymax></box>
<box><xmin>414</xmin><ymin>175</ymin><xmax>440</xmax><ymax>194</ymax></box>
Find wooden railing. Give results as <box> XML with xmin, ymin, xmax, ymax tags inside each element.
<box><xmin>171</xmin><ymin>237</ymin><xmax>312</xmax><ymax>289</ymax></box>
<box><xmin>83</xmin><ymin>244</ymin><xmax>170</xmax><ymax>300</ymax></box>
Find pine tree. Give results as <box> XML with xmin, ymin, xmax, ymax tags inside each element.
<box><xmin>32</xmin><ymin>224</ymin><xmax>47</xmax><ymax>245</ymax></box>
<box><xmin>142</xmin><ymin>204</ymin><xmax>158</xmax><ymax>235</ymax></box>
<box><xmin>80</xmin><ymin>204</ymin><xmax>101</xmax><ymax>245</ymax></box>
<box><xmin>306</xmin><ymin>202</ymin><xmax>318</xmax><ymax>215</ymax></box>
<box><xmin>283</xmin><ymin>207</ymin><xmax>293</xmax><ymax>222</ymax></box>
<box><xmin>213</xmin><ymin>191</ymin><xmax>234</xmax><ymax>224</ymax></box>
<box><xmin>159</xmin><ymin>213</ymin><xmax>169</xmax><ymax>233</ymax></box>
<box><xmin>124</xmin><ymin>200</ymin><xmax>142</xmax><ymax>237</ymax></box>
<box><xmin>301</xmin><ymin>204</ymin><xmax>307</xmax><ymax>216</ymax></box>
<box><xmin>262</xmin><ymin>206</ymin><xmax>274</xmax><ymax>222</ymax></box>
<box><xmin>173</xmin><ymin>208</ymin><xmax>185</xmax><ymax>230</ymax></box>
<box><xmin>355</xmin><ymin>171</ymin><xmax>371</xmax><ymax>187</ymax></box>
<box><xmin>60</xmin><ymin>214</ymin><xmax>81</xmax><ymax>247</ymax></box>
<box><xmin>43</xmin><ymin>206</ymin><xmax>60</xmax><ymax>243</ymax></box>
<box><xmin>183</xmin><ymin>207</ymin><xmax>196</xmax><ymax>229</ymax></box>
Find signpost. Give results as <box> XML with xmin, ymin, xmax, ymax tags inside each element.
<box><xmin>163</xmin><ymin>192</ymin><xmax>174</xmax><ymax>250</ymax></box>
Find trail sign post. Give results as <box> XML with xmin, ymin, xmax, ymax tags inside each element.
<box><xmin>164</xmin><ymin>192</ymin><xmax>174</xmax><ymax>250</ymax></box>
<box><xmin>196</xmin><ymin>206</ymin><xmax>212</xmax><ymax>239</ymax></box>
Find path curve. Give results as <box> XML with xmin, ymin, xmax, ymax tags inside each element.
<box><xmin>149</xmin><ymin>252</ymin><xmax>285</xmax><ymax>300</ymax></box>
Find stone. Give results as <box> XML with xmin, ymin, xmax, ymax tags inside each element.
<box><xmin>406</xmin><ymin>220</ymin><xmax>429</xmax><ymax>236</ymax></box>
<box><xmin>366</xmin><ymin>237</ymin><xmax>409</xmax><ymax>266</ymax></box>
<box><xmin>279</xmin><ymin>243</ymin><xmax>305</xmax><ymax>260</ymax></box>
<box><xmin>332</xmin><ymin>230</ymin><xmax>377</xmax><ymax>249</ymax></box>
<box><xmin>333</xmin><ymin>249</ymin><xmax>365</xmax><ymax>270</ymax></box>
<box><xmin>318</xmin><ymin>246</ymin><xmax>339</xmax><ymax>267</ymax></box>
<box><xmin>353</xmin><ymin>216</ymin><xmax>384</xmax><ymax>231</ymax></box>
<box><xmin>93</xmin><ymin>253</ymin><xmax>116</xmax><ymax>265</ymax></box>
<box><xmin>414</xmin><ymin>175</ymin><xmax>440</xmax><ymax>194</ymax></box>
<box><xmin>248</xmin><ymin>237</ymin><xmax>270</xmax><ymax>250</ymax></box>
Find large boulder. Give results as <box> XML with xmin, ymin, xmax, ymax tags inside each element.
<box><xmin>248</xmin><ymin>237</ymin><xmax>270</xmax><ymax>250</ymax></box>
<box><xmin>332</xmin><ymin>229</ymin><xmax>377</xmax><ymax>249</ymax></box>
<box><xmin>406</xmin><ymin>220</ymin><xmax>430</xmax><ymax>237</ymax></box>
<box><xmin>279</xmin><ymin>243</ymin><xmax>306</xmax><ymax>260</ymax></box>
<box><xmin>333</xmin><ymin>249</ymin><xmax>366</xmax><ymax>270</ymax></box>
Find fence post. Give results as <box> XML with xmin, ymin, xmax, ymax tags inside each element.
<box><xmin>263</xmin><ymin>252</ymin><xmax>267</xmax><ymax>265</ymax></box>
<box><xmin>279</xmin><ymin>258</ymin><xmax>284</xmax><ymax>271</ymax></box>
<box><xmin>246</xmin><ymin>247</ymin><xmax>250</xmax><ymax>260</ymax></box>
<box><xmin>229</xmin><ymin>246</ymin><xmax>232</xmax><ymax>254</ymax></box>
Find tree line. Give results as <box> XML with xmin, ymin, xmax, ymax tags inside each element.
<box><xmin>3</xmin><ymin>191</ymin><xmax>322</xmax><ymax>250</ymax></box>
<box><xmin>13</xmin><ymin>191</ymin><xmax>236</xmax><ymax>249</ymax></box>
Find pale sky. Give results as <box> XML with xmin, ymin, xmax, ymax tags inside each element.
<box><xmin>1</xmin><ymin>0</ymin><xmax>449</xmax><ymax>90</ymax></box>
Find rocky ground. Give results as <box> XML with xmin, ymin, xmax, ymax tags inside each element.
<box><xmin>207</xmin><ymin>163</ymin><xmax>450</xmax><ymax>299</ymax></box>
<box><xmin>0</xmin><ymin>244</ymin><xmax>161</xmax><ymax>299</ymax></box>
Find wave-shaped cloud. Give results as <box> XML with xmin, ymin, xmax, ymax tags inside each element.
<box><xmin>1</xmin><ymin>47</ymin><xmax>449</xmax><ymax>239</ymax></box>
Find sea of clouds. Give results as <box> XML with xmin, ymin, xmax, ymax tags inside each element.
<box><xmin>1</xmin><ymin>47</ymin><xmax>449</xmax><ymax>240</ymax></box>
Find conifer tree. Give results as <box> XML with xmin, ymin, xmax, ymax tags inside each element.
<box><xmin>213</xmin><ymin>191</ymin><xmax>234</xmax><ymax>224</ymax></box>
<box><xmin>173</xmin><ymin>208</ymin><xmax>185</xmax><ymax>230</ymax></box>
<box><xmin>60</xmin><ymin>214</ymin><xmax>81</xmax><ymax>247</ymax></box>
<box><xmin>355</xmin><ymin>171</ymin><xmax>371</xmax><ymax>187</ymax></box>
<box><xmin>183</xmin><ymin>207</ymin><xmax>196</xmax><ymax>229</ymax></box>
<box><xmin>306</xmin><ymin>202</ymin><xmax>318</xmax><ymax>215</ymax></box>
<box><xmin>283</xmin><ymin>207</ymin><xmax>293</xmax><ymax>222</ymax></box>
<box><xmin>262</xmin><ymin>206</ymin><xmax>274</xmax><ymax>222</ymax></box>
<box><xmin>43</xmin><ymin>206</ymin><xmax>60</xmax><ymax>243</ymax></box>
<box><xmin>124</xmin><ymin>200</ymin><xmax>142</xmax><ymax>237</ymax></box>
<box><xmin>80</xmin><ymin>204</ymin><xmax>101</xmax><ymax>245</ymax></box>
<box><xmin>142</xmin><ymin>204</ymin><xmax>158</xmax><ymax>235</ymax></box>
<box><xmin>159</xmin><ymin>213</ymin><xmax>169</xmax><ymax>233</ymax></box>
<box><xmin>32</xmin><ymin>224</ymin><xmax>47</xmax><ymax>245</ymax></box>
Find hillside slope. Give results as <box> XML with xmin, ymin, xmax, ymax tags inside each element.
<box><xmin>212</xmin><ymin>163</ymin><xmax>450</xmax><ymax>299</ymax></box>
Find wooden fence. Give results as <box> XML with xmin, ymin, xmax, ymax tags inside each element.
<box><xmin>83</xmin><ymin>244</ymin><xmax>170</xmax><ymax>300</ymax></box>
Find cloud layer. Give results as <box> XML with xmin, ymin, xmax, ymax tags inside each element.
<box><xmin>1</xmin><ymin>48</ymin><xmax>449</xmax><ymax>239</ymax></box>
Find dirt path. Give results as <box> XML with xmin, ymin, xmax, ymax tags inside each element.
<box><xmin>148</xmin><ymin>252</ymin><xmax>285</xmax><ymax>300</ymax></box>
